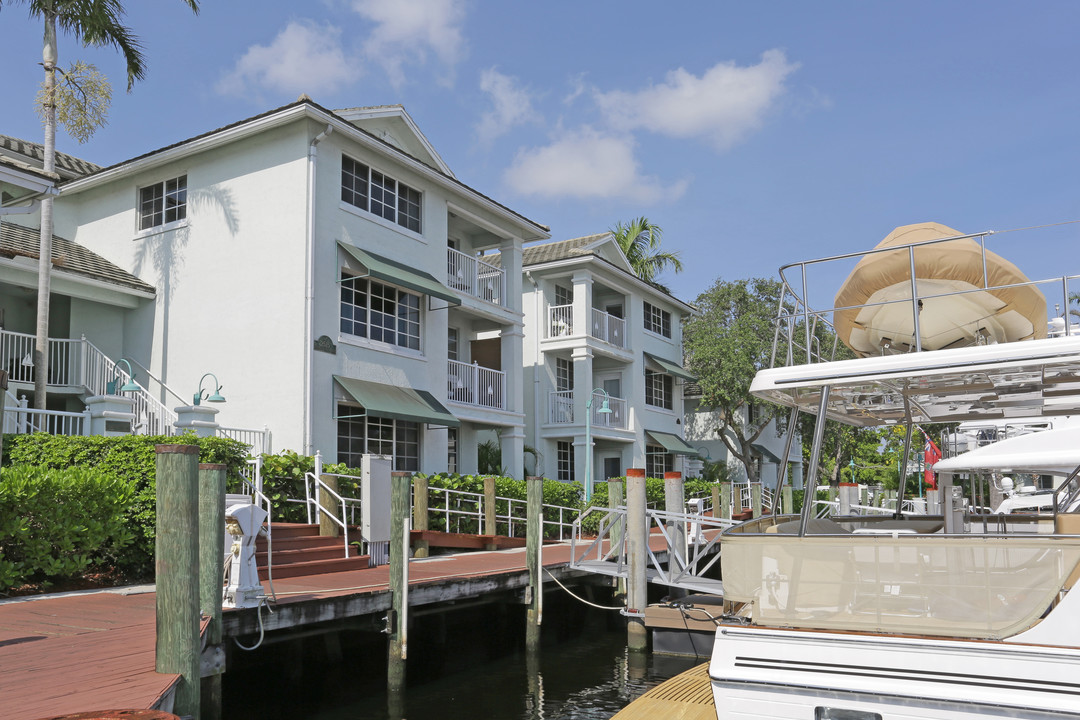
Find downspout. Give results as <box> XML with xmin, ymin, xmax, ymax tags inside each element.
<box><xmin>304</xmin><ymin>124</ymin><xmax>333</xmax><ymax>454</ymax></box>
<box><xmin>526</xmin><ymin>270</ymin><xmax>541</xmax><ymax>471</ymax></box>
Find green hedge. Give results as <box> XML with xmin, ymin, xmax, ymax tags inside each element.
<box><xmin>0</xmin><ymin>465</ymin><xmax>136</xmax><ymax>591</ymax></box>
<box><xmin>3</xmin><ymin>433</ymin><xmax>250</xmax><ymax>580</ymax></box>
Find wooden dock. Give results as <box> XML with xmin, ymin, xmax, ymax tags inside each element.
<box><xmin>0</xmin><ymin>531</ymin><xmax>663</xmax><ymax>720</ymax></box>
<box><xmin>611</xmin><ymin>662</ymin><xmax>715</xmax><ymax>720</ymax></box>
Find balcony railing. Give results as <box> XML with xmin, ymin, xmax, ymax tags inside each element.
<box><xmin>447</xmin><ymin>248</ymin><xmax>506</xmax><ymax>306</ymax></box>
<box><xmin>448</xmin><ymin>359</ymin><xmax>506</xmax><ymax>410</ymax></box>
<box><xmin>549</xmin><ymin>390</ymin><xmax>574</xmax><ymax>424</ymax></box>
<box><xmin>548</xmin><ymin>305</ymin><xmax>573</xmax><ymax>338</ymax></box>
<box><xmin>590</xmin><ymin>309</ymin><xmax>626</xmax><ymax>348</ymax></box>
<box><xmin>591</xmin><ymin>391</ymin><xmax>627</xmax><ymax>429</ymax></box>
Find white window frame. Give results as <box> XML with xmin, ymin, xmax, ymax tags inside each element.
<box><xmin>337</xmin><ymin>404</ymin><xmax>420</xmax><ymax>472</ymax></box>
<box><xmin>341</xmin><ymin>154</ymin><xmax>422</xmax><ymax>234</ymax></box>
<box><xmin>643</xmin><ymin>301</ymin><xmax>672</xmax><ymax>338</ymax></box>
<box><xmin>137</xmin><ymin>174</ymin><xmax>187</xmax><ymax>234</ymax></box>
<box><xmin>339</xmin><ymin>271</ymin><xmax>422</xmax><ymax>352</ymax></box>
<box><xmin>645</xmin><ymin>370</ymin><xmax>673</xmax><ymax>410</ymax></box>
<box><xmin>646</xmin><ymin>444</ymin><xmax>674</xmax><ymax>478</ymax></box>
<box><xmin>557</xmin><ymin>440</ymin><xmax>575</xmax><ymax>482</ymax></box>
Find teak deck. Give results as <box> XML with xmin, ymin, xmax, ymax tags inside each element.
<box><xmin>0</xmin><ymin>531</ymin><xmax>676</xmax><ymax>720</ymax></box>
<box><xmin>611</xmin><ymin>662</ymin><xmax>715</xmax><ymax>720</ymax></box>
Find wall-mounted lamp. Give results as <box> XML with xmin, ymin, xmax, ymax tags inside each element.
<box><xmin>106</xmin><ymin>358</ymin><xmax>140</xmax><ymax>394</ymax></box>
<box><xmin>193</xmin><ymin>373</ymin><xmax>226</xmax><ymax>406</ymax></box>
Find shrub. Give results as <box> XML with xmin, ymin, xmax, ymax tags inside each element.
<box><xmin>0</xmin><ymin>465</ymin><xmax>136</xmax><ymax>592</ymax></box>
<box><xmin>3</xmin><ymin>432</ymin><xmax>250</xmax><ymax>578</ymax></box>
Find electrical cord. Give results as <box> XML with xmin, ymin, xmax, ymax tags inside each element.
<box><xmin>541</xmin><ymin>566</ymin><xmax>624</xmax><ymax>610</ymax></box>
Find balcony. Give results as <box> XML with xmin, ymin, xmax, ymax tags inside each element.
<box><xmin>447</xmin><ymin>248</ymin><xmax>505</xmax><ymax>306</ymax></box>
<box><xmin>546</xmin><ymin>306</ymin><xmax>626</xmax><ymax>349</ymax></box>
<box><xmin>548</xmin><ymin>390</ymin><xmax>627</xmax><ymax>429</ymax></box>
<box><xmin>447</xmin><ymin>359</ymin><xmax>506</xmax><ymax>411</ymax></box>
<box><xmin>590</xmin><ymin>308</ymin><xmax>625</xmax><ymax>348</ymax></box>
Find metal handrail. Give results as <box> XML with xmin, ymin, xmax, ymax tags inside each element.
<box><xmin>303</xmin><ymin>471</ymin><xmax>356</xmax><ymax>558</ymax></box>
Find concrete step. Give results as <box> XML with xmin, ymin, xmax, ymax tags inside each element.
<box><xmin>259</xmin><ymin>555</ymin><xmax>370</xmax><ymax>580</ymax></box>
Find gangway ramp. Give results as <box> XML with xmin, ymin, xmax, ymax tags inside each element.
<box><xmin>568</xmin><ymin>506</ymin><xmax>733</xmax><ymax>596</ymax></box>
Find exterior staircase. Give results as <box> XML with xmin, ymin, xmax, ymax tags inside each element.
<box><xmin>256</xmin><ymin>523</ymin><xmax>370</xmax><ymax>580</ymax></box>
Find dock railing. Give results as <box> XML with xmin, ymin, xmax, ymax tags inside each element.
<box><xmin>303</xmin><ymin>470</ymin><xmax>360</xmax><ymax>558</ymax></box>
<box><xmin>424</xmin><ymin>485</ymin><xmax>580</xmax><ymax>540</ymax></box>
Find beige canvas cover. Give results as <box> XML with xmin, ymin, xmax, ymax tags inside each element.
<box><xmin>834</xmin><ymin>222</ymin><xmax>1047</xmax><ymax>357</ymax></box>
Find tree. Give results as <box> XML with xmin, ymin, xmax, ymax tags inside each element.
<box><xmin>683</xmin><ymin>277</ymin><xmax>785</xmax><ymax>484</ymax></box>
<box><xmin>610</xmin><ymin>217</ymin><xmax>683</xmax><ymax>289</ymax></box>
<box><xmin>1070</xmin><ymin>291</ymin><xmax>1080</xmax><ymax>320</ymax></box>
<box><xmin>1</xmin><ymin>0</ymin><xmax>199</xmax><ymax>408</ymax></box>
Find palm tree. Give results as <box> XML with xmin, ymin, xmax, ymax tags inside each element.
<box><xmin>609</xmin><ymin>216</ymin><xmax>684</xmax><ymax>288</ymax></box>
<box><xmin>1</xmin><ymin>0</ymin><xmax>199</xmax><ymax>408</ymax></box>
<box><xmin>1070</xmin><ymin>291</ymin><xmax>1080</xmax><ymax>320</ymax></box>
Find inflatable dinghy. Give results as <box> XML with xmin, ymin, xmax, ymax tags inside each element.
<box><xmin>833</xmin><ymin>222</ymin><xmax>1047</xmax><ymax>357</ymax></box>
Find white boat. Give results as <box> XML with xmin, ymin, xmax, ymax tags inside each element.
<box><xmin>710</xmin><ymin>223</ymin><xmax>1080</xmax><ymax>719</ymax></box>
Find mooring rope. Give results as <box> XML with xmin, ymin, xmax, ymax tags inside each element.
<box><xmin>542</xmin><ymin>566</ymin><xmax>624</xmax><ymax>611</ymax></box>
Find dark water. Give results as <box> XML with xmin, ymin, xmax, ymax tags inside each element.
<box><xmin>223</xmin><ymin>592</ymin><xmax>700</xmax><ymax>719</ymax></box>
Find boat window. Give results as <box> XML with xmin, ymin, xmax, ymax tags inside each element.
<box><xmin>816</xmin><ymin>709</ymin><xmax>882</xmax><ymax>720</ymax></box>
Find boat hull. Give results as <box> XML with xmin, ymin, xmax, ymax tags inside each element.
<box><xmin>710</xmin><ymin>625</ymin><xmax>1080</xmax><ymax>719</ymax></box>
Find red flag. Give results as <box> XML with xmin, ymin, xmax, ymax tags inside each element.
<box><xmin>924</xmin><ymin>438</ymin><xmax>941</xmax><ymax>490</ymax></box>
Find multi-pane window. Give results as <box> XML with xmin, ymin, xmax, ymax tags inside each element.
<box><xmin>646</xmin><ymin>445</ymin><xmax>674</xmax><ymax>478</ymax></box>
<box><xmin>341</xmin><ymin>155</ymin><xmax>422</xmax><ymax>233</ymax></box>
<box><xmin>556</xmin><ymin>357</ymin><xmax>574</xmax><ymax>392</ymax></box>
<box><xmin>447</xmin><ymin>328</ymin><xmax>459</xmax><ymax>360</ymax></box>
<box><xmin>555</xmin><ymin>284</ymin><xmax>573</xmax><ymax>307</ymax></box>
<box><xmin>340</xmin><ymin>274</ymin><xmax>421</xmax><ymax>350</ymax></box>
<box><xmin>557</xmin><ymin>440</ymin><xmax>575</xmax><ymax>482</ymax></box>
<box><xmin>139</xmin><ymin>175</ymin><xmax>187</xmax><ymax>230</ymax></box>
<box><xmin>337</xmin><ymin>407</ymin><xmax>419</xmax><ymax>471</ymax></box>
<box><xmin>645</xmin><ymin>370</ymin><xmax>673</xmax><ymax>410</ymax></box>
<box><xmin>643</xmin><ymin>302</ymin><xmax>672</xmax><ymax>338</ymax></box>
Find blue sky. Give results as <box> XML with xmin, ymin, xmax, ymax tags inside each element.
<box><xmin>2</xmin><ymin>1</ymin><xmax>1078</xmax><ymax>307</ymax></box>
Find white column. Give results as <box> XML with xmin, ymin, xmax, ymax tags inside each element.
<box><xmin>571</xmin><ymin>271</ymin><xmax>592</xmax><ymax>339</ymax></box>
<box><xmin>500</xmin><ymin>427</ymin><xmax>526</xmax><ymax>480</ymax></box>
<box><xmin>173</xmin><ymin>405</ymin><xmax>220</xmax><ymax>438</ymax></box>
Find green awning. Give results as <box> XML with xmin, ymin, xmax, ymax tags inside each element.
<box><xmin>645</xmin><ymin>430</ymin><xmax>700</xmax><ymax>457</ymax></box>
<box><xmin>338</xmin><ymin>242</ymin><xmax>461</xmax><ymax>306</ymax></box>
<box><xmin>644</xmin><ymin>352</ymin><xmax>697</xmax><ymax>382</ymax></box>
<box><xmin>334</xmin><ymin>375</ymin><xmax>460</xmax><ymax>427</ymax></box>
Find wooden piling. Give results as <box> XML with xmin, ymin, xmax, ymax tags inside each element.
<box><xmin>720</xmin><ymin>482</ymin><xmax>732</xmax><ymax>521</ymax></box>
<box><xmin>483</xmin><ymin>475</ymin><xmax>497</xmax><ymax>550</ymax></box>
<box><xmin>625</xmin><ymin>468</ymin><xmax>648</xmax><ymax>652</ymax></box>
<box><xmin>782</xmin><ymin>486</ymin><xmax>793</xmax><ymax>516</ymax></box>
<box><xmin>710</xmin><ymin>483</ymin><xmax>719</xmax><ymax>520</ymax></box>
<box><xmin>663</xmin><ymin>472</ymin><xmax>685</xmax><ymax>595</ymax></box>
<box><xmin>750</xmin><ymin>483</ymin><xmax>763</xmax><ymax>517</ymax></box>
<box><xmin>388</xmin><ymin>471</ymin><xmax>411</xmax><ymax>692</ymax></box>
<box><xmin>155</xmin><ymin>444</ymin><xmax>201</xmax><ymax>719</ymax></box>
<box><xmin>198</xmin><ymin>463</ymin><xmax>226</xmax><ymax>720</ymax></box>
<box><xmin>319</xmin><ymin>474</ymin><xmax>340</xmax><ymax>538</ymax></box>
<box><xmin>525</xmin><ymin>476</ymin><xmax>543</xmax><ymax>652</ymax></box>
<box><xmin>412</xmin><ymin>474</ymin><xmax>430</xmax><ymax>558</ymax></box>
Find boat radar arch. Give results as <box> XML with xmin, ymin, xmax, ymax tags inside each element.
<box><xmin>833</xmin><ymin>222</ymin><xmax>1047</xmax><ymax>357</ymax></box>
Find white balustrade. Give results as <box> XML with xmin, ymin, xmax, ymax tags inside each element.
<box><xmin>447</xmin><ymin>247</ymin><xmax>506</xmax><ymax>306</ymax></box>
<box><xmin>590</xmin><ymin>308</ymin><xmax>626</xmax><ymax>348</ymax></box>
<box><xmin>548</xmin><ymin>305</ymin><xmax>573</xmax><ymax>338</ymax></box>
<box><xmin>591</xmin><ymin>392</ymin><xmax>627</xmax><ymax>429</ymax></box>
<box><xmin>549</xmin><ymin>390</ymin><xmax>574</xmax><ymax>424</ymax></box>
<box><xmin>447</xmin><ymin>359</ymin><xmax>506</xmax><ymax>410</ymax></box>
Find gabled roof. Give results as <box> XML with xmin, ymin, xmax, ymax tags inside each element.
<box><xmin>0</xmin><ymin>134</ymin><xmax>101</xmax><ymax>181</ymax></box>
<box><xmin>486</xmin><ymin>233</ymin><xmax>694</xmax><ymax>310</ymax></box>
<box><xmin>0</xmin><ymin>222</ymin><xmax>156</xmax><ymax>294</ymax></box>
<box><xmin>54</xmin><ymin>98</ymin><xmax>549</xmax><ymax>238</ymax></box>
<box><xmin>334</xmin><ymin>104</ymin><xmax>453</xmax><ymax>177</ymax></box>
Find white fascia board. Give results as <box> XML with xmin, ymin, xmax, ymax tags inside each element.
<box><xmin>0</xmin><ymin>164</ymin><xmax>59</xmax><ymax>201</ymax></box>
<box><xmin>336</xmin><ymin>105</ymin><xmax>453</xmax><ymax>177</ymax></box>
<box><xmin>0</xmin><ymin>257</ymin><xmax>154</xmax><ymax>307</ymax></box>
<box><xmin>526</xmin><ymin>255</ymin><xmax>695</xmax><ymax>313</ymax></box>
<box><xmin>60</xmin><ymin>104</ymin><xmax>549</xmax><ymax>242</ymax></box>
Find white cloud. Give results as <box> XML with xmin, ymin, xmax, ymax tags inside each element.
<box><xmin>594</xmin><ymin>49</ymin><xmax>799</xmax><ymax>150</ymax></box>
<box><xmin>476</xmin><ymin>68</ymin><xmax>537</xmax><ymax>143</ymax></box>
<box><xmin>352</xmin><ymin>0</ymin><xmax>466</xmax><ymax>87</ymax></box>
<box><xmin>503</xmin><ymin>127</ymin><xmax>688</xmax><ymax>204</ymax></box>
<box><xmin>216</xmin><ymin>21</ymin><xmax>357</xmax><ymax>98</ymax></box>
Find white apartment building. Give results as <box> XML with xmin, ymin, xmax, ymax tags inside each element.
<box><xmin>0</xmin><ymin>99</ymin><xmax>549</xmax><ymax>475</ymax></box>
<box><xmin>492</xmin><ymin>234</ymin><xmax>699</xmax><ymax>488</ymax></box>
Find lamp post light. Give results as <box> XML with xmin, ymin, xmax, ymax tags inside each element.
<box><xmin>106</xmin><ymin>358</ymin><xmax>141</xmax><ymax>395</ymax></box>
<box><xmin>193</xmin><ymin>373</ymin><xmax>226</xmax><ymax>406</ymax></box>
<box><xmin>584</xmin><ymin>388</ymin><xmax>612</xmax><ymax>503</ymax></box>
